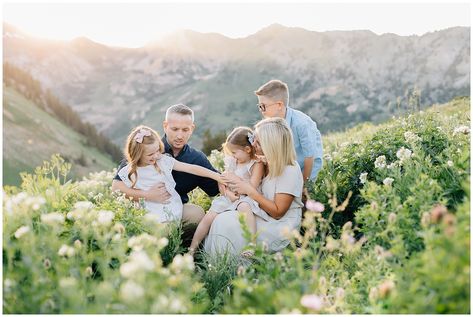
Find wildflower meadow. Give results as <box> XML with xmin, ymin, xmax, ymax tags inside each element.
<box><xmin>3</xmin><ymin>97</ymin><xmax>470</xmax><ymax>313</ymax></box>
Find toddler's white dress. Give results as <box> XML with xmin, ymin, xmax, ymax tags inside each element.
<box><xmin>210</xmin><ymin>156</ymin><xmax>270</xmax><ymax>221</ymax></box>
<box><xmin>117</xmin><ymin>155</ymin><xmax>182</xmax><ymax>223</ymax></box>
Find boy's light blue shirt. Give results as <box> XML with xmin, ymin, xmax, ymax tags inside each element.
<box><xmin>285</xmin><ymin>106</ymin><xmax>323</xmax><ymax>180</ymax></box>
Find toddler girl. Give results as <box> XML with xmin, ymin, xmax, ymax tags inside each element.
<box><xmin>189</xmin><ymin>126</ymin><xmax>268</xmax><ymax>254</ymax></box>
<box><xmin>117</xmin><ymin>125</ymin><xmax>223</xmax><ymax>223</ymax></box>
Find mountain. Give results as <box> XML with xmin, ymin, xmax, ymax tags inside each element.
<box><xmin>3</xmin><ymin>23</ymin><xmax>470</xmax><ymax>149</ymax></box>
<box><xmin>3</xmin><ymin>85</ymin><xmax>117</xmax><ymax>186</ymax></box>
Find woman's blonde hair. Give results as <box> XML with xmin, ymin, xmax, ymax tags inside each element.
<box><xmin>222</xmin><ymin>126</ymin><xmax>256</xmax><ymax>158</ymax></box>
<box><xmin>254</xmin><ymin>118</ymin><xmax>296</xmax><ymax>177</ymax></box>
<box><xmin>124</xmin><ymin>125</ymin><xmax>164</xmax><ymax>188</ymax></box>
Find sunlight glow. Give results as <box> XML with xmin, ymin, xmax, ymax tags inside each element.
<box><xmin>3</xmin><ymin>2</ymin><xmax>470</xmax><ymax>48</ymax></box>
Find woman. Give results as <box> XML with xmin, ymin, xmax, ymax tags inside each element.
<box><xmin>204</xmin><ymin>117</ymin><xmax>304</xmax><ymax>255</ymax></box>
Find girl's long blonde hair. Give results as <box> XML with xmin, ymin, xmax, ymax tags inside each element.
<box><xmin>254</xmin><ymin>118</ymin><xmax>296</xmax><ymax>178</ymax></box>
<box><xmin>124</xmin><ymin>125</ymin><xmax>164</xmax><ymax>188</ymax></box>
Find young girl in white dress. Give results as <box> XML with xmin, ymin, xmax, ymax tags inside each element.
<box><xmin>117</xmin><ymin>125</ymin><xmax>223</xmax><ymax>223</ymax></box>
<box><xmin>189</xmin><ymin>126</ymin><xmax>266</xmax><ymax>254</ymax></box>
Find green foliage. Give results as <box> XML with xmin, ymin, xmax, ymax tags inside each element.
<box><xmin>201</xmin><ymin>128</ymin><xmax>227</xmax><ymax>156</ymax></box>
<box><xmin>3</xmin><ymin>156</ymin><xmax>208</xmax><ymax>313</ymax></box>
<box><xmin>384</xmin><ymin>181</ymin><xmax>470</xmax><ymax>313</ymax></box>
<box><xmin>3</xmin><ymin>97</ymin><xmax>470</xmax><ymax>313</ymax></box>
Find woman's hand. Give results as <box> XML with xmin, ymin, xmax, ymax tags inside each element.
<box><xmin>222</xmin><ymin>171</ymin><xmax>255</xmax><ymax>196</ymax></box>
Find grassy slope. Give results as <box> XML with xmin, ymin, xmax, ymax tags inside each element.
<box><xmin>3</xmin><ymin>86</ymin><xmax>117</xmax><ymax>186</ymax></box>
<box><xmin>322</xmin><ymin>96</ymin><xmax>470</xmax><ymax>150</ymax></box>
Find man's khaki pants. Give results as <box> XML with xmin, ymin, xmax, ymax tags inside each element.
<box><xmin>181</xmin><ymin>203</ymin><xmax>205</xmax><ymax>248</ymax></box>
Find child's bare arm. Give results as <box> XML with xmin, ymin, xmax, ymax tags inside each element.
<box><xmin>173</xmin><ymin>161</ymin><xmax>224</xmax><ymax>183</ymax></box>
<box><xmin>249</xmin><ymin>162</ymin><xmax>264</xmax><ymax>189</ymax></box>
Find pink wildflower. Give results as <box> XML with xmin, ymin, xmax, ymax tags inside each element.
<box><xmin>306</xmin><ymin>200</ymin><xmax>325</xmax><ymax>212</ymax></box>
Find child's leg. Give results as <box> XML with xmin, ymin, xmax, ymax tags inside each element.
<box><xmin>236</xmin><ymin>202</ymin><xmax>256</xmax><ymax>235</ymax></box>
<box><xmin>189</xmin><ymin>211</ymin><xmax>218</xmax><ymax>253</ymax></box>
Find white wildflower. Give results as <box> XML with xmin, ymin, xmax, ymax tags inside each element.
<box><xmin>127</xmin><ymin>233</ymin><xmax>158</xmax><ymax>251</ymax></box>
<box><xmin>120</xmin><ymin>250</ymin><xmax>155</xmax><ymax>278</ymax></box>
<box><xmin>120</xmin><ymin>280</ymin><xmax>144</xmax><ymax>302</ymax></box>
<box><xmin>336</xmin><ymin>288</ymin><xmax>345</xmax><ymax>300</ymax></box>
<box><xmin>325</xmin><ymin>236</ymin><xmax>339</xmax><ymax>251</ymax></box>
<box><xmin>404</xmin><ymin>131</ymin><xmax>421</xmax><ymax>143</ymax></box>
<box><xmin>40</xmin><ymin>212</ymin><xmax>65</xmax><ymax>226</ymax></box>
<box><xmin>158</xmin><ymin>237</ymin><xmax>169</xmax><ymax>248</ymax></box>
<box><xmin>453</xmin><ymin>125</ymin><xmax>470</xmax><ymax>135</ymax></box>
<box><xmin>388</xmin><ymin>212</ymin><xmax>397</xmax><ymax>224</ymax></box>
<box><xmin>170</xmin><ymin>254</ymin><xmax>194</xmax><ymax>272</ymax></box>
<box><xmin>85</xmin><ymin>266</ymin><xmax>93</xmax><ymax>277</ymax></box>
<box><xmin>447</xmin><ymin>160</ymin><xmax>454</xmax><ymax>167</ymax></box>
<box><xmin>374</xmin><ymin>155</ymin><xmax>387</xmax><ymax>169</ymax></box>
<box><xmin>29</xmin><ymin>196</ymin><xmax>46</xmax><ymax>211</ymax></box>
<box><xmin>73</xmin><ymin>201</ymin><xmax>94</xmax><ymax>211</ymax></box>
<box><xmin>169</xmin><ymin>298</ymin><xmax>186</xmax><ymax>313</ymax></box>
<box><xmin>4</xmin><ymin>278</ymin><xmax>15</xmax><ymax>293</ymax></box>
<box><xmin>300</xmin><ymin>294</ymin><xmax>324</xmax><ymax>311</ymax></box>
<box><xmin>96</xmin><ymin>210</ymin><xmax>115</xmax><ymax>227</ymax></box>
<box><xmin>383</xmin><ymin>177</ymin><xmax>394</xmax><ymax>186</ymax></box>
<box><xmin>274</xmin><ymin>252</ymin><xmax>284</xmax><ymax>262</ymax></box>
<box><xmin>113</xmin><ymin>223</ymin><xmax>126</xmax><ymax>234</ymax></box>
<box><xmin>14</xmin><ymin>226</ymin><xmax>30</xmax><ymax>239</ymax></box>
<box><xmin>119</xmin><ymin>261</ymin><xmax>140</xmax><ymax>278</ymax></box>
<box><xmin>369</xmin><ymin>287</ymin><xmax>379</xmax><ymax>301</ymax></box>
<box><xmin>341</xmin><ymin>232</ymin><xmax>355</xmax><ymax>246</ymax></box>
<box><xmin>74</xmin><ymin>239</ymin><xmax>83</xmax><ymax>249</ymax></box>
<box><xmin>396</xmin><ymin>147</ymin><xmax>412</xmax><ymax>163</ymax></box>
<box><xmin>154</xmin><ymin>295</ymin><xmax>169</xmax><ymax>311</ymax></box>
<box><xmin>323</xmin><ymin>154</ymin><xmax>332</xmax><ymax>162</ymax></box>
<box><xmin>359</xmin><ymin>172</ymin><xmax>368</xmax><ymax>184</ymax></box>
<box><xmin>58</xmin><ymin>244</ymin><xmax>75</xmax><ymax>257</ymax></box>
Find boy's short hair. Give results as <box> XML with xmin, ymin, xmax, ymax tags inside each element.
<box><xmin>165</xmin><ymin>103</ymin><xmax>194</xmax><ymax>122</ymax></box>
<box><xmin>255</xmin><ymin>79</ymin><xmax>289</xmax><ymax>106</ymax></box>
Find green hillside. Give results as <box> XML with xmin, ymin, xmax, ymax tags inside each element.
<box><xmin>3</xmin><ymin>86</ymin><xmax>117</xmax><ymax>186</ymax></box>
<box><xmin>3</xmin><ymin>97</ymin><xmax>470</xmax><ymax>313</ymax></box>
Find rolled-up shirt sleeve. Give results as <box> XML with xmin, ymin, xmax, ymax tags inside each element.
<box><xmin>296</xmin><ymin>119</ymin><xmax>323</xmax><ymax>179</ymax></box>
<box><xmin>297</xmin><ymin>121</ymin><xmax>318</xmax><ymax>158</ymax></box>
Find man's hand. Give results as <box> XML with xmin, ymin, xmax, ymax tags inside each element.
<box><xmin>145</xmin><ymin>183</ymin><xmax>171</xmax><ymax>204</ymax></box>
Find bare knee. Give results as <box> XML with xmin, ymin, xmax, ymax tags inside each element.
<box><xmin>182</xmin><ymin>203</ymin><xmax>205</xmax><ymax>225</ymax></box>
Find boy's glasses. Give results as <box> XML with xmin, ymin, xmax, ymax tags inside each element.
<box><xmin>256</xmin><ymin>102</ymin><xmax>278</xmax><ymax>112</ymax></box>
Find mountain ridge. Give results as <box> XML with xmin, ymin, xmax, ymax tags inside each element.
<box><xmin>3</xmin><ymin>23</ymin><xmax>470</xmax><ymax>149</ymax></box>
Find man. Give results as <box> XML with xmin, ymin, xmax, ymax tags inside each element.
<box><xmin>112</xmin><ymin>104</ymin><xmax>220</xmax><ymax>244</ymax></box>
<box><xmin>254</xmin><ymin>79</ymin><xmax>323</xmax><ymax>191</ymax></box>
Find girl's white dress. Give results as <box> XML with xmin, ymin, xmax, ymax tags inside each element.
<box><xmin>210</xmin><ymin>156</ymin><xmax>270</xmax><ymax>221</ymax></box>
<box><xmin>117</xmin><ymin>155</ymin><xmax>183</xmax><ymax>223</ymax></box>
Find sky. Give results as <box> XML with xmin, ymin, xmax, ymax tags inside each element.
<box><xmin>3</xmin><ymin>2</ymin><xmax>471</xmax><ymax>48</ymax></box>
